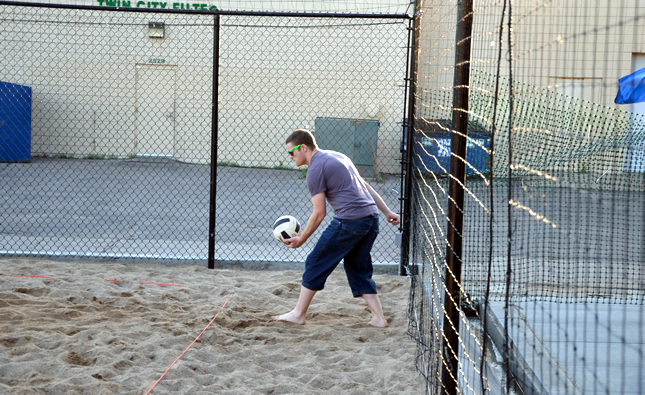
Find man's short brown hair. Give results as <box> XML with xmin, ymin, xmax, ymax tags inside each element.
<box><xmin>285</xmin><ymin>129</ymin><xmax>317</xmax><ymax>150</ymax></box>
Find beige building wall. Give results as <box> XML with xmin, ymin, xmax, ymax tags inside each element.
<box><xmin>217</xmin><ymin>19</ymin><xmax>408</xmax><ymax>173</ymax></box>
<box><xmin>509</xmin><ymin>0</ymin><xmax>645</xmax><ymax>107</ymax></box>
<box><xmin>415</xmin><ymin>0</ymin><xmax>645</xmax><ymax>178</ymax></box>
<box><xmin>0</xmin><ymin>1</ymin><xmax>410</xmax><ymax>175</ymax></box>
<box><xmin>416</xmin><ymin>0</ymin><xmax>645</xmax><ymax>107</ymax></box>
<box><xmin>417</xmin><ymin>0</ymin><xmax>645</xmax><ymax>107</ymax></box>
<box><xmin>0</xmin><ymin>7</ymin><xmax>214</xmax><ymax>162</ymax></box>
<box><xmin>21</xmin><ymin>0</ymin><xmax>410</xmax><ymax>13</ymax></box>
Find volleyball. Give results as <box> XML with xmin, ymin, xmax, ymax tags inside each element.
<box><xmin>272</xmin><ymin>215</ymin><xmax>302</xmax><ymax>243</ymax></box>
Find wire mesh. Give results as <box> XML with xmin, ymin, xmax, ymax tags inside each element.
<box><xmin>18</xmin><ymin>0</ymin><xmax>413</xmax><ymax>14</ymax></box>
<box><xmin>0</xmin><ymin>6</ymin><xmax>215</xmax><ymax>259</ymax></box>
<box><xmin>0</xmin><ymin>5</ymin><xmax>410</xmax><ymax>267</ymax></box>
<box><xmin>407</xmin><ymin>0</ymin><xmax>645</xmax><ymax>394</ymax></box>
<box><xmin>216</xmin><ymin>15</ymin><xmax>409</xmax><ymax>264</ymax></box>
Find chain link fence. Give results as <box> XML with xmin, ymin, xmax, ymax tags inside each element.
<box><xmin>0</xmin><ymin>4</ymin><xmax>411</xmax><ymax>268</ymax></box>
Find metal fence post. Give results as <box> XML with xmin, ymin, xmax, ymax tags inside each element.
<box><xmin>441</xmin><ymin>0</ymin><xmax>473</xmax><ymax>393</ymax></box>
<box><xmin>400</xmin><ymin>2</ymin><xmax>421</xmax><ymax>276</ymax></box>
<box><xmin>208</xmin><ymin>13</ymin><xmax>220</xmax><ymax>269</ymax></box>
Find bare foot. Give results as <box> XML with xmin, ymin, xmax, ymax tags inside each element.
<box><xmin>369</xmin><ymin>317</ymin><xmax>388</xmax><ymax>328</ymax></box>
<box><xmin>272</xmin><ymin>310</ymin><xmax>305</xmax><ymax>325</ymax></box>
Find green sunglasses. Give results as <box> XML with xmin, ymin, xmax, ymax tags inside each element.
<box><xmin>288</xmin><ymin>144</ymin><xmax>302</xmax><ymax>156</ymax></box>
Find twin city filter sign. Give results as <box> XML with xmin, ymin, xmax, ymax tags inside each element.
<box><xmin>95</xmin><ymin>0</ymin><xmax>218</xmax><ymax>10</ymax></box>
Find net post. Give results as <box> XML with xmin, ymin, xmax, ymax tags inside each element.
<box><xmin>208</xmin><ymin>13</ymin><xmax>221</xmax><ymax>270</ymax></box>
<box><xmin>399</xmin><ymin>1</ymin><xmax>421</xmax><ymax>277</ymax></box>
<box><xmin>441</xmin><ymin>0</ymin><xmax>473</xmax><ymax>393</ymax></box>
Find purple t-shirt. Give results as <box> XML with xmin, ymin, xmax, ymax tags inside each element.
<box><xmin>306</xmin><ymin>150</ymin><xmax>378</xmax><ymax>219</ymax></box>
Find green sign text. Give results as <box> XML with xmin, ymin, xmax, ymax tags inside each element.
<box><xmin>96</xmin><ymin>0</ymin><xmax>218</xmax><ymax>10</ymax></box>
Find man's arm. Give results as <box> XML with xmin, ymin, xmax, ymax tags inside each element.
<box><xmin>364</xmin><ymin>182</ymin><xmax>401</xmax><ymax>226</ymax></box>
<box><xmin>284</xmin><ymin>192</ymin><xmax>326</xmax><ymax>249</ymax></box>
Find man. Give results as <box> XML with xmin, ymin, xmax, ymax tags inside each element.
<box><xmin>272</xmin><ymin>129</ymin><xmax>400</xmax><ymax>328</ymax></box>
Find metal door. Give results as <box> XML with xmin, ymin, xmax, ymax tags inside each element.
<box><xmin>135</xmin><ymin>64</ymin><xmax>176</xmax><ymax>157</ymax></box>
<box><xmin>314</xmin><ymin>117</ymin><xmax>379</xmax><ymax>177</ymax></box>
<box><xmin>314</xmin><ymin>117</ymin><xmax>353</xmax><ymax>154</ymax></box>
<box><xmin>353</xmin><ymin>119</ymin><xmax>379</xmax><ymax>167</ymax></box>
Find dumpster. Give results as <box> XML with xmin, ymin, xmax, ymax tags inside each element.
<box><xmin>0</xmin><ymin>81</ymin><xmax>32</xmax><ymax>162</ymax></box>
<box><xmin>412</xmin><ymin>118</ymin><xmax>490</xmax><ymax>175</ymax></box>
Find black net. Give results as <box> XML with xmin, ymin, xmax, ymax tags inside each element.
<box><xmin>407</xmin><ymin>0</ymin><xmax>645</xmax><ymax>394</ymax></box>
<box><xmin>0</xmin><ymin>5</ymin><xmax>409</xmax><ymax>268</ymax></box>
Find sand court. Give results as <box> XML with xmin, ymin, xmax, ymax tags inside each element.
<box><xmin>0</xmin><ymin>257</ymin><xmax>424</xmax><ymax>394</ymax></box>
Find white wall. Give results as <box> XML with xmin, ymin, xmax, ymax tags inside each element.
<box><xmin>414</xmin><ymin>0</ymin><xmax>645</xmax><ymax>176</ymax></box>
<box><xmin>0</xmin><ymin>2</ymin><xmax>410</xmax><ymax>174</ymax></box>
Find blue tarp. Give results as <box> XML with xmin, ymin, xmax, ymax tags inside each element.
<box><xmin>615</xmin><ymin>67</ymin><xmax>645</xmax><ymax>104</ymax></box>
<box><xmin>413</xmin><ymin>132</ymin><xmax>490</xmax><ymax>174</ymax></box>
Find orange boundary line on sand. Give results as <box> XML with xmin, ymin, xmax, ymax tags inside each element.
<box><xmin>2</xmin><ymin>275</ymin><xmax>184</xmax><ymax>286</ymax></box>
<box><xmin>138</xmin><ymin>281</ymin><xmax>184</xmax><ymax>287</ymax></box>
<box><xmin>146</xmin><ymin>294</ymin><xmax>233</xmax><ymax>395</ymax></box>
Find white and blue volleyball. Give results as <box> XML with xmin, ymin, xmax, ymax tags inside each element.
<box><xmin>272</xmin><ymin>215</ymin><xmax>301</xmax><ymax>243</ymax></box>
